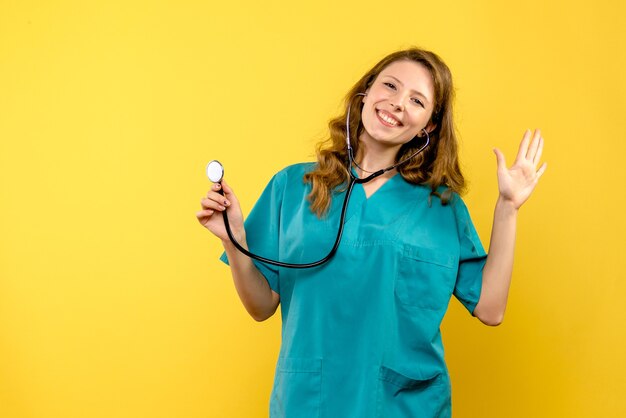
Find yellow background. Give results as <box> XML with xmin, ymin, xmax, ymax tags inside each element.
<box><xmin>1</xmin><ymin>0</ymin><xmax>625</xmax><ymax>417</ymax></box>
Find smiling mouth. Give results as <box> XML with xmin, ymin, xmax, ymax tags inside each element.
<box><xmin>376</xmin><ymin>110</ymin><xmax>402</xmax><ymax>127</ymax></box>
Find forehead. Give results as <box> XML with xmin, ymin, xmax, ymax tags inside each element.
<box><xmin>377</xmin><ymin>60</ymin><xmax>434</xmax><ymax>99</ymax></box>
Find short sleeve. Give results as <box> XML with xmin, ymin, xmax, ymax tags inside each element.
<box><xmin>451</xmin><ymin>196</ymin><xmax>487</xmax><ymax>315</ymax></box>
<box><xmin>219</xmin><ymin>171</ymin><xmax>286</xmax><ymax>294</ymax></box>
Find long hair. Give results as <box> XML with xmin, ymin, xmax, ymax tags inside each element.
<box><xmin>303</xmin><ymin>47</ymin><xmax>465</xmax><ymax>217</ymax></box>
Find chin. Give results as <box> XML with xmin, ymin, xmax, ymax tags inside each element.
<box><xmin>372</xmin><ymin>138</ymin><xmax>407</xmax><ymax>149</ymax></box>
<box><xmin>371</xmin><ymin>131</ymin><xmax>411</xmax><ymax>144</ymax></box>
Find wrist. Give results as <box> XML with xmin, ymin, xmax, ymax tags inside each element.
<box><xmin>496</xmin><ymin>196</ymin><xmax>519</xmax><ymax>217</ymax></box>
<box><xmin>221</xmin><ymin>233</ymin><xmax>248</xmax><ymax>250</ymax></box>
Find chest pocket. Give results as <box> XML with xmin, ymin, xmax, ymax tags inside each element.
<box><xmin>396</xmin><ymin>246</ymin><xmax>457</xmax><ymax>310</ymax></box>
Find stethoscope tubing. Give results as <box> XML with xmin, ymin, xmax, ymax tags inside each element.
<box><xmin>219</xmin><ymin>169</ymin><xmax>383</xmax><ymax>269</ymax></box>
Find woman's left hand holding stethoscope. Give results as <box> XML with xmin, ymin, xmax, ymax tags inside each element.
<box><xmin>196</xmin><ymin>179</ymin><xmax>246</xmax><ymax>244</ymax></box>
<box><xmin>494</xmin><ymin>129</ymin><xmax>547</xmax><ymax>210</ymax></box>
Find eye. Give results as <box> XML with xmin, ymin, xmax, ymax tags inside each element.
<box><xmin>383</xmin><ymin>82</ymin><xmax>396</xmax><ymax>90</ymax></box>
<box><xmin>411</xmin><ymin>98</ymin><xmax>425</xmax><ymax>108</ymax></box>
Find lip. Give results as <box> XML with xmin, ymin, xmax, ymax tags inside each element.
<box><xmin>376</xmin><ymin>109</ymin><xmax>403</xmax><ymax>127</ymax></box>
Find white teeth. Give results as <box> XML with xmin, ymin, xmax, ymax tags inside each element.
<box><xmin>377</xmin><ymin>111</ymin><xmax>399</xmax><ymax>126</ymax></box>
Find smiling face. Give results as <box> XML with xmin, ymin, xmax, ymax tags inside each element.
<box><xmin>359</xmin><ymin>59</ymin><xmax>436</xmax><ymax>150</ymax></box>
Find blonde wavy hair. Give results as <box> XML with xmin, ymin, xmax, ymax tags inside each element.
<box><xmin>303</xmin><ymin>47</ymin><xmax>465</xmax><ymax>217</ymax></box>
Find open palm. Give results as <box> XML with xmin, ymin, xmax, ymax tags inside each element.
<box><xmin>494</xmin><ymin>129</ymin><xmax>547</xmax><ymax>210</ymax></box>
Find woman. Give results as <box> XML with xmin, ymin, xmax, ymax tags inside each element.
<box><xmin>196</xmin><ymin>48</ymin><xmax>546</xmax><ymax>418</ymax></box>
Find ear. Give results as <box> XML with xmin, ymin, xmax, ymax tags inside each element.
<box><xmin>422</xmin><ymin>122</ymin><xmax>437</xmax><ymax>136</ymax></box>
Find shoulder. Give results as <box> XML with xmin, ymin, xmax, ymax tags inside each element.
<box><xmin>272</xmin><ymin>162</ymin><xmax>316</xmax><ymax>183</ymax></box>
<box><xmin>423</xmin><ymin>184</ymin><xmax>471</xmax><ymax>218</ymax></box>
<box><xmin>277</xmin><ymin>162</ymin><xmax>316</xmax><ymax>175</ymax></box>
<box><xmin>447</xmin><ymin>192</ymin><xmax>479</xmax><ymax>231</ymax></box>
<box><xmin>262</xmin><ymin>162</ymin><xmax>316</xmax><ymax>194</ymax></box>
<box><xmin>406</xmin><ymin>182</ymin><xmax>464</xmax><ymax>210</ymax></box>
<box><xmin>448</xmin><ymin>190</ymin><xmax>469</xmax><ymax>211</ymax></box>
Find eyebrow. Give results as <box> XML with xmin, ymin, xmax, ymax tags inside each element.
<box><xmin>383</xmin><ymin>75</ymin><xmax>431</xmax><ymax>104</ymax></box>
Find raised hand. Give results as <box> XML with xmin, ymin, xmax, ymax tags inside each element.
<box><xmin>493</xmin><ymin>129</ymin><xmax>547</xmax><ymax>210</ymax></box>
<box><xmin>196</xmin><ymin>179</ymin><xmax>246</xmax><ymax>243</ymax></box>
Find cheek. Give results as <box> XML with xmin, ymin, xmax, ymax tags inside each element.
<box><xmin>365</xmin><ymin>85</ymin><xmax>390</xmax><ymax>103</ymax></box>
<box><xmin>360</xmin><ymin>103</ymin><xmax>376</xmax><ymax>126</ymax></box>
<box><xmin>360</xmin><ymin>110</ymin><xmax>374</xmax><ymax>134</ymax></box>
<box><xmin>408</xmin><ymin>109</ymin><xmax>432</xmax><ymax>128</ymax></box>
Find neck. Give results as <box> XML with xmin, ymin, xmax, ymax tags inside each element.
<box><xmin>354</xmin><ymin>135</ymin><xmax>402</xmax><ymax>177</ymax></box>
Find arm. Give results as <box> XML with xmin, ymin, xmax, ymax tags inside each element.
<box><xmin>473</xmin><ymin>197</ymin><xmax>517</xmax><ymax>326</ymax></box>
<box><xmin>221</xmin><ymin>236</ymin><xmax>280</xmax><ymax>322</ymax></box>
<box><xmin>197</xmin><ymin>180</ymin><xmax>280</xmax><ymax>321</ymax></box>
<box><xmin>473</xmin><ymin>129</ymin><xmax>547</xmax><ymax>326</ymax></box>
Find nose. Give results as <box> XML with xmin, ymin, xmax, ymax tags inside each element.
<box><xmin>389</xmin><ymin>101</ymin><xmax>404</xmax><ymax>112</ymax></box>
<box><xmin>388</xmin><ymin>94</ymin><xmax>408</xmax><ymax>111</ymax></box>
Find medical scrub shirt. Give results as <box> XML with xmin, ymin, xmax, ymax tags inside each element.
<box><xmin>220</xmin><ymin>163</ymin><xmax>487</xmax><ymax>418</ymax></box>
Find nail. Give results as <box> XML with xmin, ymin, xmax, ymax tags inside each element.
<box><xmin>223</xmin><ymin>200</ymin><xmax>230</xmax><ymax>206</ymax></box>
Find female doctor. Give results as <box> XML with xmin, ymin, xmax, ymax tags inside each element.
<box><xmin>196</xmin><ymin>48</ymin><xmax>546</xmax><ymax>418</ymax></box>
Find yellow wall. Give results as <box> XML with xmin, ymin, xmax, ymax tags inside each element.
<box><xmin>1</xmin><ymin>1</ymin><xmax>624</xmax><ymax>417</ymax></box>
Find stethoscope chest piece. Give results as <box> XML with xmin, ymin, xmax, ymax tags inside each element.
<box><xmin>206</xmin><ymin>160</ymin><xmax>224</xmax><ymax>183</ymax></box>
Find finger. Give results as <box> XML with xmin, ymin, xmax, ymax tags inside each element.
<box><xmin>536</xmin><ymin>162</ymin><xmax>547</xmax><ymax>179</ymax></box>
<box><xmin>515</xmin><ymin>129</ymin><xmax>532</xmax><ymax>163</ymax></box>
<box><xmin>525</xmin><ymin>129</ymin><xmax>542</xmax><ymax>161</ymax></box>
<box><xmin>533</xmin><ymin>136</ymin><xmax>544</xmax><ymax>167</ymax></box>
<box><xmin>207</xmin><ymin>185</ymin><xmax>219</xmax><ymax>197</ymax></box>
<box><xmin>493</xmin><ymin>148</ymin><xmax>507</xmax><ymax>170</ymax></box>
<box><xmin>200</xmin><ymin>197</ymin><xmax>227</xmax><ymax>211</ymax></box>
<box><xmin>196</xmin><ymin>209</ymin><xmax>215</xmax><ymax>218</ymax></box>
<box><xmin>205</xmin><ymin>190</ymin><xmax>231</xmax><ymax>207</ymax></box>
<box><xmin>209</xmin><ymin>181</ymin><xmax>225</xmax><ymax>197</ymax></box>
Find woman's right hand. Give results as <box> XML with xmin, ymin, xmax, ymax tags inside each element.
<box><xmin>196</xmin><ymin>179</ymin><xmax>245</xmax><ymax>243</ymax></box>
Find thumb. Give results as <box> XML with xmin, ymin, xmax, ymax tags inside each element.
<box><xmin>493</xmin><ymin>148</ymin><xmax>507</xmax><ymax>171</ymax></box>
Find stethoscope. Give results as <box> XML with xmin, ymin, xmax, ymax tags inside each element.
<box><xmin>206</xmin><ymin>93</ymin><xmax>430</xmax><ymax>268</ymax></box>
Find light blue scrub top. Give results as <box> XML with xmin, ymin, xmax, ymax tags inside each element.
<box><xmin>221</xmin><ymin>163</ymin><xmax>487</xmax><ymax>418</ymax></box>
